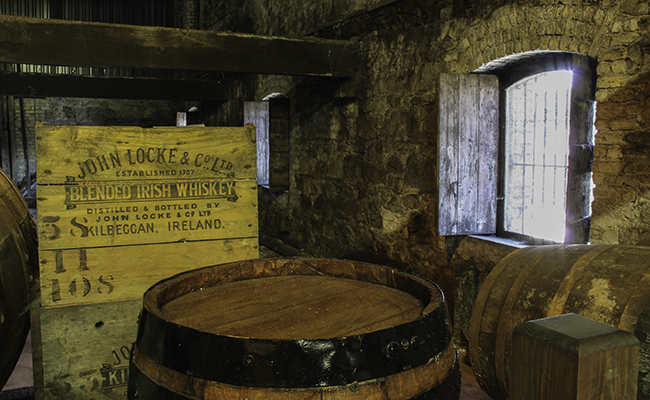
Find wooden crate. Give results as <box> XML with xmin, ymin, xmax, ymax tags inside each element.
<box><xmin>34</xmin><ymin>124</ymin><xmax>259</xmax><ymax>399</ymax></box>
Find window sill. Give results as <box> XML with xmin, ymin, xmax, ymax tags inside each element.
<box><xmin>467</xmin><ymin>235</ymin><xmax>529</xmax><ymax>249</ymax></box>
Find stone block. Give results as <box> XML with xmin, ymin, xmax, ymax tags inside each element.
<box><xmin>609</xmin><ymin>119</ymin><xmax>639</xmax><ymax>131</ymax></box>
<box><xmin>611</xmin><ymin>59</ymin><xmax>629</xmax><ymax>74</ymax></box>
<box><xmin>611</xmin><ymin>32</ymin><xmax>642</xmax><ymax>47</ymax></box>
<box><xmin>593</xmin><ymin>9</ymin><xmax>606</xmax><ymax>24</ymax></box>
<box><xmin>592</xmin><ymin>160</ymin><xmax>621</xmax><ymax>175</ymax></box>
<box><xmin>599</xmin><ymin>47</ymin><xmax>627</xmax><ymax>61</ymax></box>
<box><xmin>596</xmin><ymin>61</ymin><xmax>613</xmax><ymax>76</ymax></box>
<box><xmin>598</xmin><ymin>75</ymin><xmax>630</xmax><ymax>89</ymax></box>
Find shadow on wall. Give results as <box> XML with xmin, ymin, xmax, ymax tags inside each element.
<box><xmin>592</xmin><ymin>69</ymin><xmax>650</xmax><ymax>245</ymax></box>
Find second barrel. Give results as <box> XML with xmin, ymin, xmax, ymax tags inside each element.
<box><xmin>469</xmin><ymin>244</ymin><xmax>650</xmax><ymax>400</ymax></box>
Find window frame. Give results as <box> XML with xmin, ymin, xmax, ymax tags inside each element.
<box><xmin>244</xmin><ymin>95</ymin><xmax>290</xmax><ymax>192</ymax></box>
<box><xmin>494</xmin><ymin>53</ymin><xmax>597</xmax><ymax>245</ymax></box>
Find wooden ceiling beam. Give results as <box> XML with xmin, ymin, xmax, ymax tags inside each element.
<box><xmin>0</xmin><ymin>71</ymin><xmax>228</xmax><ymax>100</ymax></box>
<box><xmin>0</xmin><ymin>15</ymin><xmax>359</xmax><ymax>78</ymax></box>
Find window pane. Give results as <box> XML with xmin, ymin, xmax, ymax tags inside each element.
<box><xmin>504</xmin><ymin>70</ymin><xmax>573</xmax><ymax>242</ymax></box>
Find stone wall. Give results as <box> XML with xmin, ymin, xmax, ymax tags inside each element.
<box><xmin>593</xmin><ymin>64</ymin><xmax>650</xmax><ymax>245</ymax></box>
<box><xmin>196</xmin><ymin>0</ymin><xmax>650</xmax><ymax>301</ymax></box>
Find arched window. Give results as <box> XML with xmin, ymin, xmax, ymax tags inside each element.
<box><xmin>438</xmin><ymin>52</ymin><xmax>596</xmax><ymax>244</ymax></box>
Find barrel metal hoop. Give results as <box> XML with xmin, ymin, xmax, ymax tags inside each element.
<box><xmin>135</xmin><ymin>298</ymin><xmax>451</xmax><ymax>388</ymax></box>
<box><xmin>546</xmin><ymin>244</ymin><xmax>613</xmax><ymax>317</ymax></box>
<box><xmin>129</xmin><ymin>341</ymin><xmax>459</xmax><ymax>399</ymax></box>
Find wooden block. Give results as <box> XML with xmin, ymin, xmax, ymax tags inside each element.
<box><xmin>510</xmin><ymin>313</ymin><xmax>639</xmax><ymax>400</ymax></box>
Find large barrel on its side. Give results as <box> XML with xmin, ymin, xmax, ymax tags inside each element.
<box><xmin>469</xmin><ymin>244</ymin><xmax>650</xmax><ymax>400</ymax></box>
<box><xmin>0</xmin><ymin>168</ymin><xmax>38</xmax><ymax>389</ymax></box>
<box><xmin>128</xmin><ymin>258</ymin><xmax>460</xmax><ymax>399</ymax></box>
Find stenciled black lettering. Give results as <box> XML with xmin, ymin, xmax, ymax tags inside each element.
<box><xmin>98</xmin><ymin>275</ymin><xmax>114</xmax><ymax>294</ymax></box>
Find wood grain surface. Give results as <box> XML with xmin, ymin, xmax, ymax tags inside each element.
<box><xmin>0</xmin><ymin>14</ymin><xmax>359</xmax><ymax>77</ymax></box>
<box><xmin>510</xmin><ymin>314</ymin><xmax>639</xmax><ymax>400</ymax></box>
<box><xmin>438</xmin><ymin>73</ymin><xmax>498</xmax><ymax>235</ymax></box>
<box><xmin>34</xmin><ymin>124</ymin><xmax>259</xmax><ymax>400</ymax></box>
<box><xmin>161</xmin><ymin>275</ymin><xmax>424</xmax><ymax>339</ymax></box>
<box><xmin>470</xmin><ymin>244</ymin><xmax>650</xmax><ymax>400</ymax></box>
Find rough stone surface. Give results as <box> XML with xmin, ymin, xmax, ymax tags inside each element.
<box><xmin>197</xmin><ymin>0</ymin><xmax>650</xmax><ymax>304</ymax></box>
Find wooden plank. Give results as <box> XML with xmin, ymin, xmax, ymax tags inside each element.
<box><xmin>37</xmin><ymin>181</ymin><xmax>257</xmax><ymax>250</ymax></box>
<box><xmin>39</xmin><ymin>238</ymin><xmax>258</xmax><ymax>307</ymax></box>
<box><xmin>458</xmin><ymin>75</ymin><xmax>479</xmax><ymax>234</ymax></box>
<box><xmin>244</xmin><ymin>101</ymin><xmax>269</xmax><ymax>186</ymax></box>
<box><xmin>0</xmin><ymin>72</ymin><xmax>229</xmax><ymax>100</ymax></box>
<box><xmin>438</xmin><ymin>73</ymin><xmax>459</xmax><ymax>235</ymax></box>
<box><xmin>438</xmin><ymin>73</ymin><xmax>498</xmax><ymax>235</ymax></box>
<box><xmin>36</xmin><ymin>125</ymin><xmax>259</xmax><ymax>251</ymax></box>
<box><xmin>36</xmin><ymin>125</ymin><xmax>257</xmax><ymax>184</ymax></box>
<box><xmin>477</xmin><ymin>75</ymin><xmax>499</xmax><ymax>233</ymax></box>
<box><xmin>162</xmin><ymin>275</ymin><xmax>423</xmax><ymax>339</ymax></box>
<box><xmin>38</xmin><ymin>299</ymin><xmax>142</xmax><ymax>400</ymax></box>
<box><xmin>0</xmin><ymin>15</ymin><xmax>359</xmax><ymax>77</ymax></box>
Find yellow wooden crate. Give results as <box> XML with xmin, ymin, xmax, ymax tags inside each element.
<box><xmin>34</xmin><ymin>124</ymin><xmax>259</xmax><ymax>399</ymax></box>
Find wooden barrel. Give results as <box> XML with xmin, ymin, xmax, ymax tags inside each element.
<box><xmin>0</xmin><ymin>169</ymin><xmax>38</xmax><ymax>389</ymax></box>
<box><xmin>128</xmin><ymin>258</ymin><xmax>460</xmax><ymax>399</ymax></box>
<box><xmin>469</xmin><ymin>244</ymin><xmax>650</xmax><ymax>400</ymax></box>
<box><xmin>0</xmin><ymin>168</ymin><xmax>38</xmax><ymax>282</ymax></box>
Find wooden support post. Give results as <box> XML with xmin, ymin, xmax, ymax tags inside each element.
<box><xmin>510</xmin><ymin>313</ymin><xmax>639</xmax><ymax>400</ymax></box>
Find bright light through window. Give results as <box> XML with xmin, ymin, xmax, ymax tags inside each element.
<box><xmin>504</xmin><ymin>70</ymin><xmax>574</xmax><ymax>243</ymax></box>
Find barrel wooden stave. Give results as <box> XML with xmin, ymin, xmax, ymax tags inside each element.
<box><xmin>0</xmin><ymin>168</ymin><xmax>37</xmax><ymax>283</ymax></box>
<box><xmin>0</xmin><ymin>169</ymin><xmax>38</xmax><ymax>390</ymax></box>
<box><xmin>469</xmin><ymin>244</ymin><xmax>650</xmax><ymax>400</ymax></box>
<box><xmin>0</xmin><ymin>201</ymin><xmax>32</xmax><ymax>389</ymax></box>
<box><xmin>128</xmin><ymin>258</ymin><xmax>460</xmax><ymax>399</ymax></box>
